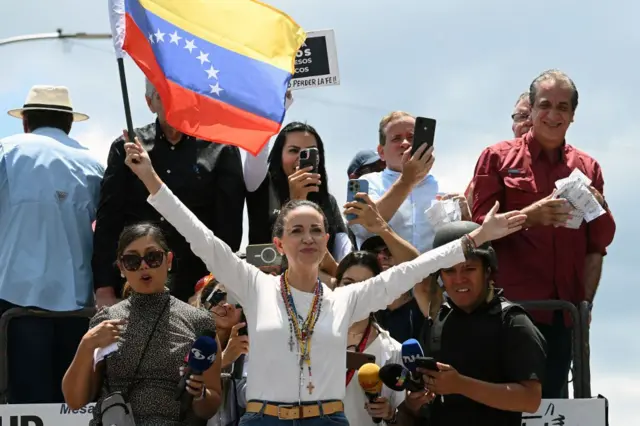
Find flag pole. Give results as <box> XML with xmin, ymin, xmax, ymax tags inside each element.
<box><xmin>116</xmin><ymin>57</ymin><xmax>135</xmax><ymax>138</ymax></box>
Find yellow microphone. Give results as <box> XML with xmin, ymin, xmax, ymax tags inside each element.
<box><xmin>357</xmin><ymin>363</ymin><xmax>383</xmax><ymax>424</ymax></box>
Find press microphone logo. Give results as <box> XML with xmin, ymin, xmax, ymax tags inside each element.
<box><xmin>402</xmin><ymin>355</ymin><xmax>417</xmax><ymax>364</ymax></box>
<box><xmin>206</xmin><ymin>353</ymin><xmax>215</xmax><ymax>362</ymax></box>
<box><xmin>191</xmin><ymin>347</ymin><xmax>205</xmax><ymax>360</ymax></box>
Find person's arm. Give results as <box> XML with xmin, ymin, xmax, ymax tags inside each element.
<box><xmin>243</xmin><ymin>139</ymin><xmax>270</xmax><ymax>193</ymax></box>
<box><xmin>192</xmin><ymin>335</ymin><xmax>223</xmax><ymax>419</ymax></box>
<box><xmin>212</xmin><ymin>146</ymin><xmax>245</xmax><ymax>252</ymax></box>
<box><xmin>470</xmin><ymin>147</ymin><xmax>505</xmax><ymax>224</ymax></box>
<box><xmin>337</xmin><ymin>238</ymin><xmax>467</xmax><ymax>324</ymax></box>
<box><xmin>92</xmin><ymin>139</ymin><xmax>128</xmax><ymax>302</ymax></box>
<box><xmin>379</xmin><ymin>224</ymin><xmax>419</xmax><ymax>264</ymax></box>
<box><xmin>375</xmin><ymin>177</ymin><xmax>415</xmax><ymax>222</ymax></box>
<box><xmin>458</xmin><ymin>310</ymin><xmax>546</xmax><ymax>413</ymax></box>
<box><xmin>584</xmin><ymin>162</ymin><xmax>615</xmax><ymax>302</ymax></box>
<box><xmin>147</xmin><ymin>182</ymin><xmax>260</xmax><ymax>305</ymax></box>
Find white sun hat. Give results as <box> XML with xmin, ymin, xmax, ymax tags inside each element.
<box><xmin>7</xmin><ymin>85</ymin><xmax>89</xmax><ymax>122</ymax></box>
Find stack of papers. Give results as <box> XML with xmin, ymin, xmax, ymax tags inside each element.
<box><xmin>425</xmin><ymin>199</ymin><xmax>462</xmax><ymax>231</ymax></box>
<box><xmin>554</xmin><ymin>169</ymin><xmax>606</xmax><ymax>229</ymax></box>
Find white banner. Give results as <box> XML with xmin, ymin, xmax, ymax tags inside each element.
<box><xmin>0</xmin><ymin>398</ymin><xmax>607</xmax><ymax>426</ymax></box>
<box><xmin>0</xmin><ymin>403</ymin><xmax>94</xmax><ymax>426</ymax></box>
<box><xmin>522</xmin><ymin>398</ymin><xmax>607</xmax><ymax>426</ymax></box>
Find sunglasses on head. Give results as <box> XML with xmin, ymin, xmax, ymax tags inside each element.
<box><xmin>120</xmin><ymin>250</ymin><xmax>166</xmax><ymax>272</ymax></box>
<box><xmin>202</xmin><ymin>289</ymin><xmax>241</xmax><ymax>311</ymax></box>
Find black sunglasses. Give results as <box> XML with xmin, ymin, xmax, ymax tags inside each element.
<box><xmin>120</xmin><ymin>250</ymin><xmax>166</xmax><ymax>272</ymax></box>
<box><xmin>201</xmin><ymin>289</ymin><xmax>241</xmax><ymax>312</ymax></box>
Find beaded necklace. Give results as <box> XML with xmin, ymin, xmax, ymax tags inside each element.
<box><xmin>280</xmin><ymin>270</ymin><xmax>324</xmax><ymax>395</ymax></box>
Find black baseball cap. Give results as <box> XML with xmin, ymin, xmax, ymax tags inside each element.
<box><xmin>347</xmin><ymin>150</ymin><xmax>382</xmax><ymax>176</ymax></box>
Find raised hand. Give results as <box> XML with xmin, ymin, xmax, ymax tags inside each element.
<box><xmin>474</xmin><ymin>201</ymin><xmax>526</xmax><ymax>245</ymax></box>
<box><xmin>123</xmin><ymin>130</ymin><xmax>163</xmax><ymax>195</ymax></box>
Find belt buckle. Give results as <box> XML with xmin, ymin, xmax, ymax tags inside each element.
<box><xmin>277</xmin><ymin>404</ymin><xmax>296</xmax><ymax>420</ymax></box>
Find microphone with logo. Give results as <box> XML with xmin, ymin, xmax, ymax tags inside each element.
<box><xmin>174</xmin><ymin>335</ymin><xmax>218</xmax><ymax>402</ymax></box>
<box><xmin>379</xmin><ymin>363</ymin><xmax>431</xmax><ymax>419</ymax></box>
<box><xmin>357</xmin><ymin>363</ymin><xmax>384</xmax><ymax>424</ymax></box>
<box><xmin>401</xmin><ymin>338</ymin><xmax>425</xmax><ymax>384</ymax></box>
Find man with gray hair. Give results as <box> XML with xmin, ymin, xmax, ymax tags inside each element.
<box><xmin>470</xmin><ymin>69</ymin><xmax>616</xmax><ymax>398</ymax></box>
<box><xmin>92</xmin><ymin>79</ymin><xmax>245</xmax><ymax>305</ymax></box>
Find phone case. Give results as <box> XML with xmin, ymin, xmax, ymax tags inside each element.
<box><xmin>346</xmin><ymin>179</ymin><xmax>370</xmax><ymax>221</ymax></box>
<box><xmin>299</xmin><ymin>148</ymin><xmax>319</xmax><ymax>173</ymax></box>
<box><xmin>412</xmin><ymin>117</ymin><xmax>436</xmax><ymax>155</ymax></box>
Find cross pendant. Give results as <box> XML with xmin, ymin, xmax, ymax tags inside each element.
<box><xmin>306</xmin><ymin>381</ymin><xmax>315</xmax><ymax>394</ymax></box>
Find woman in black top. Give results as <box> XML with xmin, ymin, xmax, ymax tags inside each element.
<box><xmin>62</xmin><ymin>223</ymin><xmax>223</xmax><ymax>425</ymax></box>
<box><xmin>247</xmin><ymin>122</ymin><xmax>350</xmax><ymax>267</ymax></box>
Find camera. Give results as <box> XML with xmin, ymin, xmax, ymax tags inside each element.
<box><xmin>245</xmin><ymin>243</ymin><xmax>282</xmax><ymax>268</ymax></box>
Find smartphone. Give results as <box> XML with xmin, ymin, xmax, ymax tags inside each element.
<box><xmin>346</xmin><ymin>179</ymin><xmax>370</xmax><ymax>221</ymax></box>
<box><xmin>238</xmin><ymin>308</ymin><xmax>248</xmax><ymax>336</ymax></box>
<box><xmin>346</xmin><ymin>351</ymin><xmax>376</xmax><ymax>370</ymax></box>
<box><xmin>245</xmin><ymin>243</ymin><xmax>282</xmax><ymax>268</ymax></box>
<box><xmin>411</xmin><ymin>117</ymin><xmax>436</xmax><ymax>156</ymax></box>
<box><xmin>415</xmin><ymin>356</ymin><xmax>439</xmax><ymax>371</ymax></box>
<box><xmin>299</xmin><ymin>147</ymin><xmax>319</xmax><ymax>173</ymax></box>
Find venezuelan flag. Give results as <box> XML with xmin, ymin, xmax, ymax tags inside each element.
<box><xmin>109</xmin><ymin>0</ymin><xmax>306</xmax><ymax>155</ymax></box>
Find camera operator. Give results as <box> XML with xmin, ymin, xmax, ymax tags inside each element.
<box><xmin>404</xmin><ymin>221</ymin><xmax>546</xmax><ymax>426</ymax></box>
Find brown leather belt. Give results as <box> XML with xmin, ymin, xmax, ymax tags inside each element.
<box><xmin>245</xmin><ymin>400</ymin><xmax>344</xmax><ymax>420</ymax></box>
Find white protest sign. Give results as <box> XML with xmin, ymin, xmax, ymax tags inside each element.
<box><xmin>0</xmin><ymin>403</ymin><xmax>94</xmax><ymax>426</ymax></box>
<box><xmin>521</xmin><ymin>398</ymin><xmax>607</xmax><ymax>426</ymax></box>
<box><xmin>289</xmin><ymin>29</ymin><xmax>340</xmax><ymax>90</ymax></box>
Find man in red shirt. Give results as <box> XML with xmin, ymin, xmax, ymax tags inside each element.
<box><xmin>469</xmin><ymin>69</ymin><xmax>616</xmax><ymax>398</ymax></box>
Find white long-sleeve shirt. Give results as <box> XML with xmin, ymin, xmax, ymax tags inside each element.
<box><xmin>148</xmin><ymin>184</ymin><xmax>465</xmax><ymax>403</ymax></box>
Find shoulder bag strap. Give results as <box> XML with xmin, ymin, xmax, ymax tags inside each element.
<box><xmin>103</xmin><ymin>297</ymin><xmax>171</xmax><ymax>398</ymax></box>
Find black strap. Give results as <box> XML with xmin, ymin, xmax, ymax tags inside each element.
<box><xmin>104</xmin><ymin>297</ymin><xmax>171</xmax><ymax>398</ymax></box>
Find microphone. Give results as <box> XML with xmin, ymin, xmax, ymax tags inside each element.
<box><xmin>379</xmin><ymin>363</ymin><xmax>431</xmax><ymax>419</ymax></box>
<box><xmin>401</xmin><ymin>338</ymin><xmax>425</xmax><ymax>382</ymax></box>
<box><xmin>174</xmin><ymin>336</ymin><xmax>218</xmax><ymax>401</ymax></box>
<box><xmin>357</xmin><ymin>363</ymin><xmax>383</xmax><ymax>424</ymax></box>
<box><xmin>379</xmin><ymin>363</ymin><xmax>423</xmax><ymax>392</ymax></box>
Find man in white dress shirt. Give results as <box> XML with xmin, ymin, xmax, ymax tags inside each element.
<box><xmin>349</xmin><ymin>111</ymin><xmax>439</xmax><ymax>254</ymax></box>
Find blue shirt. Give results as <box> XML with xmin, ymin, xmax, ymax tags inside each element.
<box><xmin>0</xmin><ymin>127</ymin><xmax>104</xmax><ymax>311</ymax></box>
<box><xmin>350</xmin><ymin>169</ymin><xmax>440</xmax><ymax>254</ymax></box>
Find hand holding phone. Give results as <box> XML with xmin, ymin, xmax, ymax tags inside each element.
<box><xmin>411</xmin><ymin>117</ymin><xmax>436</xmax><ymax>156</ymax></box>
<box><xmin>346</xmin><ymin>179</ymin><xmax>370</xmax><ymax>221</ymax></box>
<box><xmin>299</xmin><ymin>147</ymin><xmax>319</xmax><ymax>173</ymax></box>
<box><xmin>415</xmin><ymin>356</ymin><xmax>439</xmax><ymax>371</ymax></box>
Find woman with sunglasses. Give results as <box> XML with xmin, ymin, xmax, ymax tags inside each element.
<box><xmin>63</xmin><ymin>223</ymin><xmax>223</xmax><ymax>425</ymax></box>
<box><xmin>124</xmin><ymin>137</ymin><xmax>526</xmax><ymax>426</ymax></box>
<box><xmin>195</xmin><ymin>277</ymin><xmax>250</xmax><ymax>426</ymax></box>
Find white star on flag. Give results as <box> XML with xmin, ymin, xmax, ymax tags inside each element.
<box><xmin>205</xmin><ymin>65</ymin><xmax>220</xmax><ymax>79</ymax></box>
<box><xmin>154</xmin><ymin>29</ymin><xmax>165</xmax><ymax>43</ymax></box>
<box><xmin>209</xmin><ymin>83</ymin><xmax>223</xmax><ymax>96</ymax></box>
<box><xmin>196</xmin><ymin>51</ymin><xmax>210</xmax><ymax>65</ymax></box>
<box><xmin>169</xmin><ymin>31</ymin><xmax>182</xmax><ymax>45</ymax></box>
<box><xmin>148</xmin><ymin>33</ymin><xmax>155</xmax><ymax>44</ymax></box>
<box><xmin>184</xmin><ymin>39</ymin><xmax>197</xmax><ymax>53</ymax></box>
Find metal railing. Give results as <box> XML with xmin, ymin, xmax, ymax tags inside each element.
<box><xmin>0</xmin><ymin>307</ymin><xmax>96</xmax><ymax>404</ymax></box>
<box><xmin>0</xmin><ymin>300</ymin><xmax>593</xmax><ymax>403</ymax></box>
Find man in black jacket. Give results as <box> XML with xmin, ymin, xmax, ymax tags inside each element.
<box><xmin>92</xmin><ymin>80</ymin><xmax>245</xmax><ymax>305</ymax></box>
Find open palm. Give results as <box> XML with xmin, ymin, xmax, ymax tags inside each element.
<box><xmin>481</xmin><ymin>201</ymin><xmax>527</xmax><ymax>241</ymax></box>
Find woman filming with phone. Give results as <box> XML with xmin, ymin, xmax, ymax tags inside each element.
<box><xmin>245</xmin><ymin>122</ymin><xmax>351</xmax><ymax>277</ymax></box>
<box><xmin>194</xmin><ymin>275</ymin><xmax>250</xmax><ymax>426</ymax></box>
<box><xmin>123</xmin><ymin>135</ymin><xmax>525</xmax><ymax>425</ymax></box>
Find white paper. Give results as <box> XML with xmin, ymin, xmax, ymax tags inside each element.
<box><xmin>553</xmin><ymin>169</ymin><xmax>605</xmax><ymax>227</ymax></box>
<box><xmin>425</xmin><ymin>199</ymin><xmax>462</xmax><ymax>231</ymax></box>
<box><xmin>93</xmin><ymin>342</ymin><xmax>119</xmax><ymax>371</ymax></box>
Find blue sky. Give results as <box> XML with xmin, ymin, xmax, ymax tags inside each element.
<box><xmin>1</xmin><ymin>0</ymin><xmax>637</xmax><ymax>422</ymax></box>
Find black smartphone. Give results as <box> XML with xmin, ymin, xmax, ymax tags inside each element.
<box><xmin>238</xmin><ymin>307</ymin><xmax>248</xmax><ymax>336</ymax></box>
<box><xmin>346</xmin><ymin>351</ymin><xmax>376</xmax><ymax>370</ymax></box>
<box><xmin>299</xmin><ymin>147</ymin><xmax>319</xmax><ymax>173</ymax></box>
<box><xmin>415</xmin><ymin>356</ymin><xmax>439</xmax><ymax>371</ymax></box>
<box><xmin>411</xmin><ymin>117</ymin><xmax>436</xmax><ymax>156</ymax></box>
